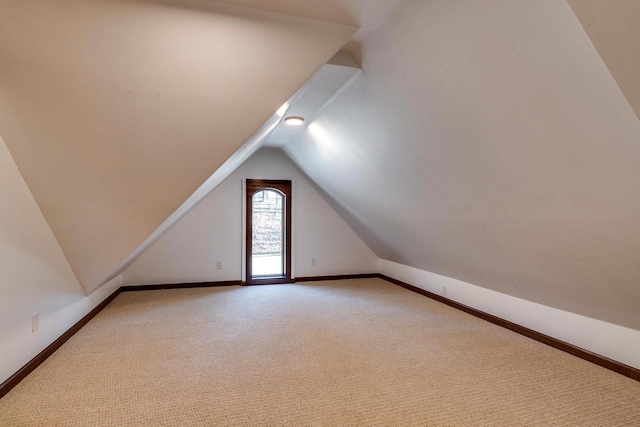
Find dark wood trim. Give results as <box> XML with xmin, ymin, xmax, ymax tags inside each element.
<box><xmin>378</xmin><ymin>274</ymin><xmax>640</xmax><ymax>382</ymax></box>
<box><xmin>243</xmin><ymin>278</ymin><xmax>294</xmax><ymax>286</ymax></box>
<box><xmin>4</xmin><ymin>273</ymin><xmax>637</xmax><ymax>401</ymax></box>
<box><xmin>0</xmin><ymin>280</ymin><xmax>242</xmax><ymax>399</ymax></box>
<box><xmin>121</xmin><ymin>280</ymin><xmax>241</xmax><ymax>292</ymax></box>
<box><xmin>240</xmin><ymin>273</ymin><xmax>379</xmax><ymax>285</ymax></box>
<box><xmin>245</xmin><ymin>179</ymin><xmax>292</xmax><ymax>285</ymax></box>
<box><xmin>295</xmin><ymin>273</ymin><xmax>379</xmax><ymax>282</ymax></box>
<box><xmin>0</xmin><ymin>287</ymin><xmax>122</xmax><ymax>399</ymax></box>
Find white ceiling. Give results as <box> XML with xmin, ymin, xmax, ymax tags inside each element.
<box><xmin>264</xmin><ymin>53</ymin><xmax>360</xmax><ymax>148</ymax></box>
<box><xmin>284</xmin><ymin>0</ymin><xmax>640</xmax><ymax>330</ymax></box>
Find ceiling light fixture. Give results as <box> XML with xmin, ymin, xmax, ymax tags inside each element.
<box><xmin>284</xmin><ymin>116</ymin><xmax>304</xmax><ymax>126</ymax></box>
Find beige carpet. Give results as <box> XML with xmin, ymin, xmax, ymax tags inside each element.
<box><xmin>1</xmin><ymin>278</ymin><xmax>639</xmax><ymax>426</ymax></box>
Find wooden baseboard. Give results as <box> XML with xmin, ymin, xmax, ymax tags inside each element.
<box><xmin>121</xmin><ymin>280</ymin><xmax>241</xmax><ymax>292</ymax></box>
<box><xmin>4</xmin><ymin>272</ymin><xmax>637</xmax><ymax>400</ymax></box>
<box><xmin>0</xmin><ymin>287</ymin><xmax>122</xmax><ymax>399</ymax></box>
<box><xmin>377</xmin><ymin>274</ymin><xmax>640</xmax><ymax>382</ymax></box>
<box><xmin>0</xmin><ymin>274</ymin><xmax>376</xmax><ymax>398</ymax></box>
<box><xmin>239</xmin><ymin>273</ymin><xmax>377</xmax><ymax>285</ymax></box>
<box><xmin>295</xmin><ymin>273</ymin><xmax>379</xmax><ymax>282</ymax></box>
<box><xmin>0</xmin><ymin>280</ymin><xmax>241</xmax><ymax>399</ymax></box>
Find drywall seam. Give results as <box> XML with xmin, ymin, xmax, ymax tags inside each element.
<box><xmin>379</xmin><ymin>259</ymin><xmax>640</xmax><ymax>370</ymax></box>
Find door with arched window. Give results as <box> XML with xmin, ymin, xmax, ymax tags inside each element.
<box><xmin>245</xmin><ymin>179</ymin><xmax>292</xmax><ymax>284</ymax></box>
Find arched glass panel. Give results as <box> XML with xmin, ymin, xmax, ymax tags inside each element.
<box><xmin>251</xmin><ymin>189</ymin><xmax>284</xmax><ymax>277</ymax></box>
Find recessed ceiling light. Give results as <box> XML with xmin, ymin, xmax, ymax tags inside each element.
<box><xmin>284</xmin><ymin>116</ymin><xmax>304</xmax><ymax>126</ymax></box>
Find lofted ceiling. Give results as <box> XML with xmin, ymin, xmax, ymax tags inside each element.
<box><xmin>3</xmin><ymin>0</ymin><xmax>640</xmax><ymax>334</ymax></box>
<box><xmin>282</xmin><ymin>0</ymin><xmax>640</xmax><ymax>330</ymax></box>
<box><xmin>0</xmin><ymin>0</ymin><xmax>355</xmax><ymax>293</ymax></box>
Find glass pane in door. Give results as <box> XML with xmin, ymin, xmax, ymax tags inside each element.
<box><xmin>251</xmin><ymin>189</ymin><xmax>284</xmax><ymax>277</ymax></box>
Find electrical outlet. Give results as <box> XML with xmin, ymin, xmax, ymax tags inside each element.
<box><xmin>216</xmin><ymin>261</ymin><xmax>223</xmax><ymax>270</ymax></box>
<box><xmin>311</xmin><ymin>258</ymin><xmax>316</xmax><ymax>267</ymax></box>
<box><xmin>441</xmin><ymin>285</ymin><xmax>447</xmax><ymax>296</ymax></box>
<box><xmin>31</xmin><ymin>313</ymin><xmax>39</xmax><ymax>333</ymax></box>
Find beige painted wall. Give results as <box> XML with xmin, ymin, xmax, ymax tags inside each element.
<box><xmin>0</xmin><ymin>135</ymin><xmax>121</xmax><ymax>385</ymax></box>
<box><xmin>122</xmin><ymin>148</ymin><xmax>377</xmax><ymax>285</ymax></box>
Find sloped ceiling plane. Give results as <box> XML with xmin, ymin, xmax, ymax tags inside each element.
<box><xmin>0</xmin><ymin>0</ymin><xmax>356</xmax><ymax>293</ymax></box>
<box><xmin>283</xmin><ymin>1</ymin><xmax>640</xmax><ymax>330</ymax></box>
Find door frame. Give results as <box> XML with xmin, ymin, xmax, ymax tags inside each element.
<box><xmin>245</xmin><ymin>179</ymin><xmax>292</xmax><ymax>285</ymax></box>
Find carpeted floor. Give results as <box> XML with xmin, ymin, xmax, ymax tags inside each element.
<box><xmin>1</xmin><ymin>278</ymin><xmax>639</xmax><ymax>426</ymax></box>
